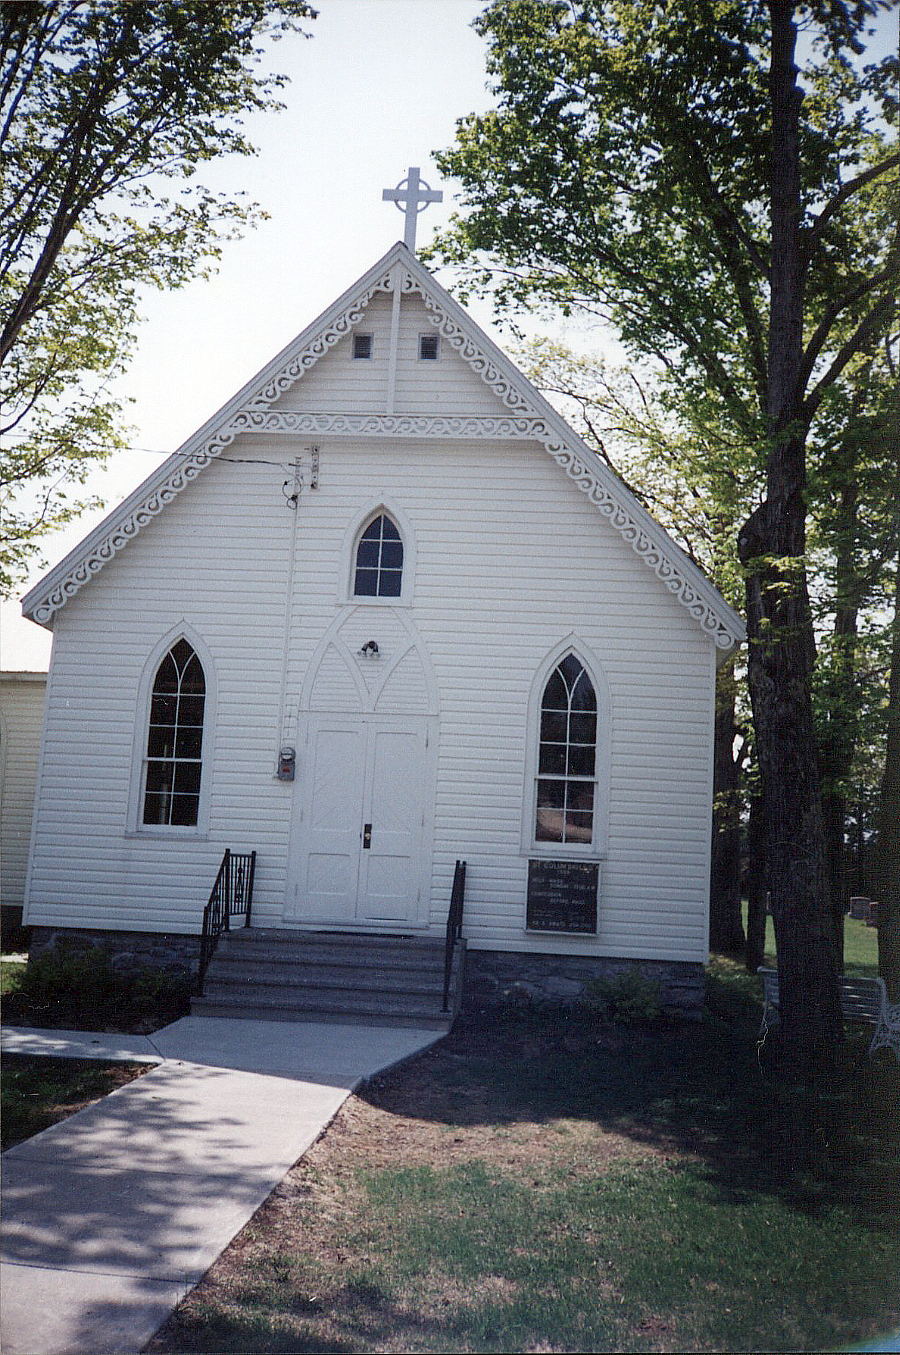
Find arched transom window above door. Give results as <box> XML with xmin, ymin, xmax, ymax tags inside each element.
<box><xmin>353</xmin><ymin>513</ymin><xmax>404</xmax><ymax>598</ymax></box>
<box><xmin>534</xmin><ymin>653</ymin><xmax>597</xmax><ymax>847</ymax></box>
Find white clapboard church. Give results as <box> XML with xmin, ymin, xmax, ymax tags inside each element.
<box><xmin>22</xmin><ymin>170</ymin><xmax>744</xmax><ymax>1025</ymax></box>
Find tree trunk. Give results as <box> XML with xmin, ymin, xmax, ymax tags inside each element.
<box><xmin>710</xmin><ymin>658</ymin><xmax>745</xmax><ymax>953</ymax></box>
<box><xmin>819</xmin><ymin>473</ymin><xmax>861</xmax><ymax>973</ymax></box>
<box><xmin>740</xmin><ymin>499</ymin><xmax>839</xmax><ymax>1062</ymax></box>
<box><xmin>745</xmin><ymin>785</ymin><xmax>767</xmax><ymax>974</ymax></box>
<box><xmin>736</xmin><ymin>2</ymin><xmax>841</xmax><ymax>1066</ymax></box>
<box><xmin>876</xmin><ymin>558</ymin><xmax>900</xmax><ymax>999</ymax></box>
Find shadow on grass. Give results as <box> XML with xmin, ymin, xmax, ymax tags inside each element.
<box><xmin>356</xmin><ymin>960</ymin><xmax>900</xmax><ymax>1235</ymax></box>
<box><xmin>148</xmin><ymin>1277</ymin><xmax>489</xmax><ymax>1355</ymax></box>
<box><xmin>1</xmin><ymin>1055</ymin><xmax>150</xmax><ymax>1151</ymax></box>
<box><xmin>147</xmin><ymin>958</ymin><xmax>899</xmax><ymax>1355</ymax></box>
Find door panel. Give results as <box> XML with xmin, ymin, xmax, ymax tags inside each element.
<box><xmin>299</xmin><ymin>723</ymin><xmax>366</xmax><ymax>922</ymax></box>
<box><xmin>361</xmin><ymin>855</ymin><xmax>415</xmax><ymax>921</ymax></box>
<box><xmin>358</xmin><ymin>726</ymin><xmax>423</xmax><ymax>921</ymax></box>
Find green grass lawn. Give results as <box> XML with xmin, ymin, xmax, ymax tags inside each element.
<box><xmin>5</xmin><ymin>930</ymin><xmax>895</xmax><ymax>1351</ymax></box>
<box><xmin>150</xmin><ymin>991</ymin><xmax>900</xmax><ymax>1355</ymax></box>
<box><xmin>743</xmin><ymin>904</ymin><xmax>880</xmax><ymax>977</ymax></box>
<box><xmin>1</xmin><ymin>1054</ymin><xmax>149</xmax><ymax>1150</ymax></box>
<box><xmin>840</xmin><ymin>912</ymin><xmax>881</xmax><ymax>976</ymax></box>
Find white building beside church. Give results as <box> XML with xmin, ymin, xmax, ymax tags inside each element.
<box><xmin>21</xmin><ymin>178</ymin><xmax>744</xmax><ymax>1020</ymax></box>
<box><xmin>0</xmin><ymin>671</ymin><xmax>47</xmax><ymax>938</ymax></box>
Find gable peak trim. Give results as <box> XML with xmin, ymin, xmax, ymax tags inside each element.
<box><xmin>244</xmin><ymin>265</ymin><xmax>395</xmax><ymax>412</ymax></box>
<box><xmin>23</xmin><ymin>243</ymin><xmax>744</xmax><ymax>654</ymax></box>
<box><xmin>23</xmin><ymin>252</ymin><xmax>402</xmax><ymax>627</ymax></box>
<box><xmin>401</xmin><ymin>270</ymin><xmax>536</xmax><ymax>416</ymax></box>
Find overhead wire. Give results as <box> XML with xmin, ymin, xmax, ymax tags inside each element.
<box><xmin>2</xmin><ymin>436</ymin><xmax>296</xmax><ymax>469</ymax></box>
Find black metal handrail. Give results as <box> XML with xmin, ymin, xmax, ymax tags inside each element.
<box><xmin>197</xmin><ymin>849</ymin><xmax>257</xmax><ymax>994</ymax></box>
<box><xmin>442</xmin><ymin>859</ymin><xmax>466</xmax><ymax>1012</ymax></box>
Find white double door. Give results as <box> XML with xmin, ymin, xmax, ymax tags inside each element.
<box><xmin>288</xmin><ymin>714</ymin><xmax>433</xmax><ymax>925</ymax></box>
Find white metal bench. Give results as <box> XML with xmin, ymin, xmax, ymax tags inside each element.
<box><xmin>757</xmin><ymin>967</ymin><xmax>900</xmax><ymax>1061</ymax></box>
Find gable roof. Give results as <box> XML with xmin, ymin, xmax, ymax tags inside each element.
<box><xmin>23</xmin><ymin>241</ymin><xmax>745</xmax><ymax>655</ymax></box>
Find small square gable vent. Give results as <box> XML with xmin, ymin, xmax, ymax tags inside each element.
<box><xmin>353</xmin><ymin>333</ymin><xmax>373</xmax><ymax>360</ymax></box>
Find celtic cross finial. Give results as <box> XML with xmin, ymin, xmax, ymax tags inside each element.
<box><xmin>382</xmin><ymin>166</ymin><xmax>443</xmax><ymax>253</ymax></box>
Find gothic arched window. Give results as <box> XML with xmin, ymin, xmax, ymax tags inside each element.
<box><xmin>353</xmin><ymin>513</ymin><xmax>404</xmax><ymax>598</ymax></box>
<box><xmin>142</xmin><ymin>639</ymin><xmax>206</xmax><ymax>827</ymax></box>
<box><xmin>534</xmin><ymin>653</ymin><xmax>597</xmax><ymax>845</ymax></box>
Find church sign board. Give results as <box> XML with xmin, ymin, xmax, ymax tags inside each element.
<box><xmin>526</xmin><ymin>859</ymin><xmax>598</xmax><ymax>934</ymax></box>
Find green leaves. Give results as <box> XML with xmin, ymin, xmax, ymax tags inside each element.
<box><xmin>429</xmin><ymin>0</ymin><xmax>896</xmax><ymax>435</ymax></box>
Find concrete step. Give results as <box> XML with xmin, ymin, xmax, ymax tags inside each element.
<box><xmin>203</xmin><ymin>973</ymin><xmax>449</xmax><ymax>1002</ymax></box>
<box><xmin>212</xmin><ymin>945</ymin><xmax>445</xmax><ymax>975</ymax></box>
<box><xmin>220</xmin><ymin>928</ymin><xmax>444</xmax><ymax>951</ymax></box>
<box><xmin>194</xmin><ymin>929</ymin><xmax>465</xmax><ymax>1027</ymax></box>
<box><xmin>206</xmin><ymin>961</ymin><xmax>447</xmax><ymax>987</ymax></box>
<box><xmin>200</xmin><ymin>985</ymin><xmax>452</xmax><ymax>1017</ymax></box>
<box><xmin>191</xmin><ymin>998</ymin><xmax>453</xmax><ymax>1030</ymax></box>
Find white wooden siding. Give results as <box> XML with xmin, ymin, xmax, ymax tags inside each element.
<box><xmin>26</xmin><ymin>426</ymin><xmax>714</xmax><ymax>964</ymax></box>
<box><xmin>272</xmin><ymin>292</ymin><xmax>513</xmax><ymax>418</ymax></box>
<box><xmin>0</xmin><ymin>674</ymin><xmax>47</xmax><ymax>911</ymax></box>
<box><xmin>308</xmin><ymin>646</ymin><xmax>361</xmax><ymax>711</ymax></box>
<box><xmin>374</xmin><ymin>649</ymin><xmax>430</xmax><ymax>714</ymax></box>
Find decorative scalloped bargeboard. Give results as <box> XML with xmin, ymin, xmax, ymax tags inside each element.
<box><xmin>26</xmin><ymin>256</ymin><xmax>743</xmax><ymax>655</ymax></box>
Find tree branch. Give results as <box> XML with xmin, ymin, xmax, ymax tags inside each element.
<box><xmin>803</xmin><ymin>153</ymin><xmax>900</xmax><ymax>263</ymax></box>
<box><xmin>804</xmin><ymin>290</ymin><xmax>899</xmax><ymax>423</ymax></box>
<box><xmin>799</xmin><ymin>254</ymin><xmax>900</xmax><ymax>394</ymax></box>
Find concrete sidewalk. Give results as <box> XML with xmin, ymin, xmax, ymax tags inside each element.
<box><xmin>1</xmin><ymin>1016</ymin><xmax>442</xmax><ymax>1355</ymax></box>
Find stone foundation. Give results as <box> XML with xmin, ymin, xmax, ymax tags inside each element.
<box><xmin>464</xmin><ymin>950</ymin><xmax>705</xmax><ymax>1016</ymax></box>
<box><xmin>26</xmin><ymin>928</ymin><xmax>706</xmax><ymax>1016</ymax></box>
<box><xmin>29</xmin><ymin>927</ymin><xmax>199</xmax><ymax>978</ymax></box>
